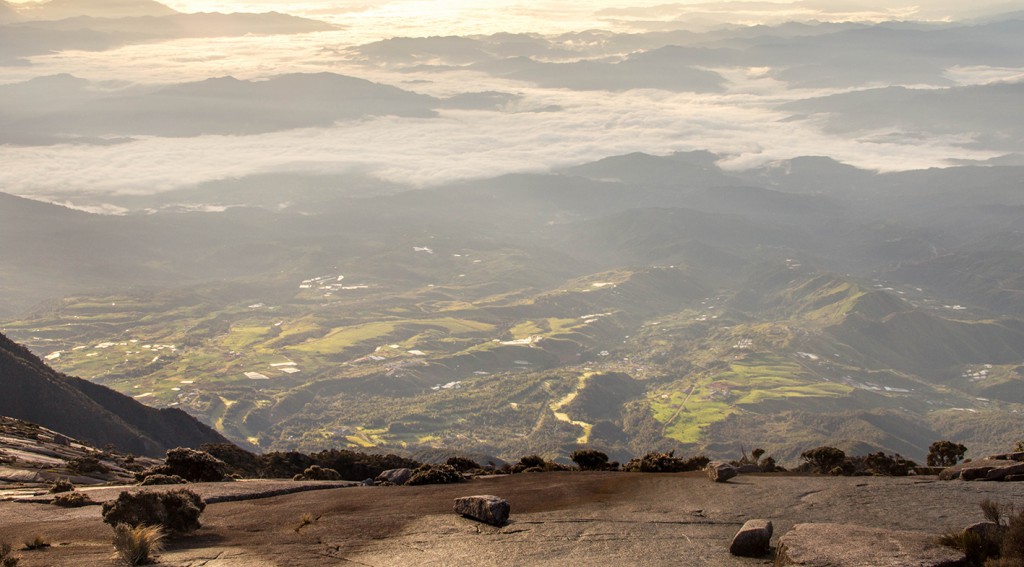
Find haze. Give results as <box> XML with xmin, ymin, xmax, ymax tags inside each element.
<box><xmin>2</xmin><ymin>0</ymin><xmax>1022</xmax><ymax>203</ymax></box>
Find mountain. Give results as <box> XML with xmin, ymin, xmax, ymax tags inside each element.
<box><xmin>21</xmin><ymin>0</ymin><xmax>178</xmax><ymax>20</ymax></box>
<box><xmin>474</xmin><ymin>54</ymin><xmax>726</xmax><ymax>92</ymax></box>
<box><xmin>1</xmin><ymin>73</ymin><xmax>438</xmax><ymax>141</ymax></box>
<box><xmin>0</xmin><ymin>10</ymin><xmax>335</xmax><ymax>63</ymax></box>
<box><xmin>0</xmin><ymin>331</ymin><xmax>228</xmax><ymax>456</ymax></box>
<box><xmin>782</xmin><ymin>82</ymin><xmax>1024</xmax><ymax>153</ymax></box>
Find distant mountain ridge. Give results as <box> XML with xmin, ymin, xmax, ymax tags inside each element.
<box><xmin>19</xmin><ymin>0</ymin><xmax>179</xmax><ymax>20</ymax></box>
<box><xmin>0</xmin><ymin>331</ymin><xmax>228</xmax><ymax>456</ymax></box>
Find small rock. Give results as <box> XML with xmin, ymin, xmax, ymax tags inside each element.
<box><xmin>706</xmin><ymin>461</ymin><xmax>738</xmax><ymax>483</ymax></box>
<box><xmin>454</xmin><ymin>495</ymin><xmax>510</xmax><ymax>526</ymax></box>
<box><xmin>737</xmin><ymin>464</ymin><xmax>761</xmax><ymax>474</ymax></box>
<box><xmin>376</xmin><ymin>468</ymin><xmax>414</xmax><ymax>486</ymax></box>
<box><xmin>730</xmin><ymin>519</ymin><xmax>773</xmax><ymax>557</ymax></box>
<box><xmin>776</xmin><ymin>523</ymin><xmax>966</xmax><ymax>566</ymax></box>
<box><xmin>361</xmin><ymin>478</ymin><xmax>375</xmax><ymax>486</ymax></box>
<box><xmin>1005</xmin><ymin>474</ymin><xmax>1024</xmax><ymax>482</ymax></box>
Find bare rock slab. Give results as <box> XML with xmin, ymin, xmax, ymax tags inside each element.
<box><xmin>730</xmin><ymin>519</ymin><xmax>773</xmax><ymax>557</ymax></box>
<box><xmin>775</xmin><ymin>523</ymin><xmax>966</xmax><ymax>567</ymax></box>
<box><xmin>454</xmin><ymin>495</ymin><xmax>510</xmax><ymax>526</ymax></box>
<box><xmin>706</xmin><ymin>461</ymin><xmax>738</xmax><ymax>483</ymax></box>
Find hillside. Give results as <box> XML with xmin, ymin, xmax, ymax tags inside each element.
<box><xmin>0</xmin><ymin>331</ymin><xmax>228</xmax><ymax>456</ymax></box>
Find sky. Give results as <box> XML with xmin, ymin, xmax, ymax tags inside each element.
<box><xmin>1</xmin><ymin>0</ymin><xmax>1021</xmax><ymax>204</ymax></box>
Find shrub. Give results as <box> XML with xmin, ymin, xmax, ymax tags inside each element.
<box><xmin>1</xmin><ymin>542</ymin><xmax>19</xmax><ymax>567</ymax></box>
<box><xmin>981</xmin><ymin>499</ymin><xmax>1012</xmax><ymax>525</ymax></box>
<box><xmin>199</xmin><ymin>443</ymin><xmax>262</xmax><ymax>477</ymax></box>
<box><xmin>623</xmin><ymin>451</ymin><xmax>709</xmax><ymax>473</ymax></box>
<box><xmin>66</xmin><ymin>455</ymin><xmax>107</xmax><ymax>475</ymax></box>
<box><xmin>927</xmin><ymin>441</ymin><xmax>967</xmax><ymax>467</ymax></box>
<box><xmin>139</xmin><ymin>474</ymin><xmax>186</xmax><ymax>486</ymax></box>
<box><xmin>137</xmin><ymin>448</ymin><xmax>226</xmax><ymax>483</ymax></box>
<box><xmin>48</xmin><ymin>478</ymin><xmax>74</xmax><ymax>493</ymax></box>
<box><xmin>800</xmin><ymin>446</ymin><xmax>846</xmax><ymax>474</ymax></box>
<box><xmin>518</xmin><ymin>455</ymin><xmax>546</xmax><ymax>469</ymax></box>
<box><xmin>860</xmin><ymin>452</ymin><xmax>916</xmax><ymax>476</ymax></box>
<box><xmin>405</xmin><ymin>464</ymin><xmax>465</xmax><ymax>486</ymax></box>
<box><xmin>293</xmin><ymin>465</ymin><xmax>341</xmax><ymax>481</ymax></box>
<box><xmin>112</xmin><ymin>524</ymin><xmax>164</xmax><ymax>566</ymax></box>
<box><xmin>22</xmin><ymin>535</ymin><xmax>49</xmax><ymax>550</ymax></box>
<box><xmin>52</xmin><ymin>492</ymin><xmax>94</xmax><ymax>508</ymax></box>
<box><xmin>101</xmin><ymin>489</ymin><xmax>206</xmax><ymax>533</ymax></box>
<box><xmin>444</xmin><ymin>456</ymin><xmax>481</xmax><ymax>472</ymax></box>
<box><xmin>570</xmin><ymin>449</ymin><xmax>610</xmax><ymax>471</ymax></box>
<box><xmin>938</xmin><ymin>529</ymin><xmax>995</xmax><ymax>565</ymax></box>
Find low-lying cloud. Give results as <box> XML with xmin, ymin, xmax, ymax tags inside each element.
<box><xmin>0</xmin><ymin>83</ymin><xmax>1001</xmax><ymax>201</ymax></box>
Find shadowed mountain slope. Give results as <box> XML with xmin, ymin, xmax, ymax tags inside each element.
<box><xmin>0</xmin><ymin>331</ymin><xmax>228</xmax><ymax>456</ymax></box>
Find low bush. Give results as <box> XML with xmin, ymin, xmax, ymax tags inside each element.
<box><xmin>137</xmin><ymin>448</ymin><xmax>226</xmax><ymax>483</ymax></box>
<box><xmin>405</xmin><ymin>464</ymin><xmax>465</xmax><ymax>485</ymax></box>
<box><xmin>507</xmin><ymin>455</ymin><xmax>571</xmax><ymax>474</ymax></box>
<box><xmin>101</xmin><ymin>489</ymin><xmax>206</xmax><ymax>533</ymax></box>
<box><xmin>570</xmin><ymin>449</ymin><xmax>611</xmax><ymax>471</ymax></box>
<box><xmin>623</xmin><ymin>451</ymin><xmax>709</xmax><ymax>473</ymax></box>
<box><xmin>139</xmin><ymin>474</ymin><xmax>186</xmax><ymax>486</ymax></box>
<box><xmin>52</xmin><ymin>492</ymin><xmax>94</xmax><ymax>508</ymax></box>
<box><xmin>112</xmin><ymin>524</ymin><xmax>164</xmax><ymax>566</ymax></box>
<box><xmin>293</xmin><ymin>465</ymin><xmax>341</xmax><ymax>481</ymax></box>
<box><xmin>66</xmin><ymin>455</ymin><xmax>107</xmax><ymax>475</ymax></box>
<box><xmin>799</xmin><ymin>446</ymin><xmax>847</xmax><ymax>474</ymax></box>
<box><xmin>444</xmin><ymin>456</ymin><xmax>481</xmax><ymax>472</ymax></box>
<box><xmin>48</xmin><ymin>478</ymin><xmax>74</xmax><ymax>493</ymax></box>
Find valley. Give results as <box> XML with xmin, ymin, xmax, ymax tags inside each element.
<box><xmin>4</xmin><ymin>153</ymin><xmax>1023</xmax><ymax>463</ymax></box>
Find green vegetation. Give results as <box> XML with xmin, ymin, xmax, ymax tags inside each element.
<box><xmin>5</xmin><ymin>263</ymin><xmax>1024</xmax><ymax>462</ymax></box>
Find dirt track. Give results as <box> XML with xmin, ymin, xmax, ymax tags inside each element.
<box><xmin>1</xmin><ymin>472</ymin><xmax>1022</xmax><ymax>566</ymax></box>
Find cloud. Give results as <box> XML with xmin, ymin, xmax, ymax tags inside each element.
<box><xmin>0</xmin><ymin>82</ymin><xmax>1002</xmax><ymax>201</ymax></box>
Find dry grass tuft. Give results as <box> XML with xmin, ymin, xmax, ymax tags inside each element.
<box><xmin>295</xmin><ymin>512</ymin><xmax>321</xmax><ymax>532</ymax></box>
<box><xmin>1</xmin><ymin>542</ymin><xmax>19</xmax><ymax>567</ymax></box>
<box><xmin>112</xmin><ymin>524</ymin><xmax>164</xmax><ymax>566</ymax></box>
<box><xmin>22</xmin><ymin>535</ymin><xmax>50</xmax><ymax>550</ymax></box>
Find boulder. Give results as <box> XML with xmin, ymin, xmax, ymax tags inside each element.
<box><xmin>964</xmin><ymin>521</ymin><xmax>1004</xmax><ymax>542</ymax></box>
<box><xmin>706</xmin><ymin>461</ymin><xmax>738</xmax><ymax>483</ymax></box>
<box><xmin>775</xmin><ymin>523</ymin><xmax>966</xmax><ymax>567</ymax></box>
<box><xmin>737</xmin><ymin>464</ymin><xmax>761</xmax><ymax>474</ymax></box>
<box><xmin>989</xmin><ymin>452</ymin><xmax>1024</xmax><ymax>462</ymax></box>
<box><xmin>985</xmin><ymin>462</ymin><xmax>1024</xmax><ymax>481</ymax></box>
<box><xmin>1005</xmin><ymin>475</ymin><xmax>1024</xmax><ymax>482</ymax></box>
<box><xmin>959</xmin><ymin>466</ymin><xmax>995</xmax><ymax>481</ymax></box>
<box><xmin>939</xmin><ymin>458</ymin><xmax>1022</xmax><ymax>480</ymax></box>
<box><xmin>376</xmin><ymin>468</ymin><xmax>414</xmax><ymax>486</ymax></box>
<box><xmin>729</xmin><ymin>519</ymin><xmax>773</xmax><ymax>557</ymax></box>
<box><xmin>454</xmin><ymin>495</ymin><xmax>510</xmax><ymax>526</ymax></box>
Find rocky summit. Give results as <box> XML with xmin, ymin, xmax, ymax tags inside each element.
<box><xmin>2</xmin><ymin>470</ymin><xmax>1023</xmax><ymax>566</ymax></box>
